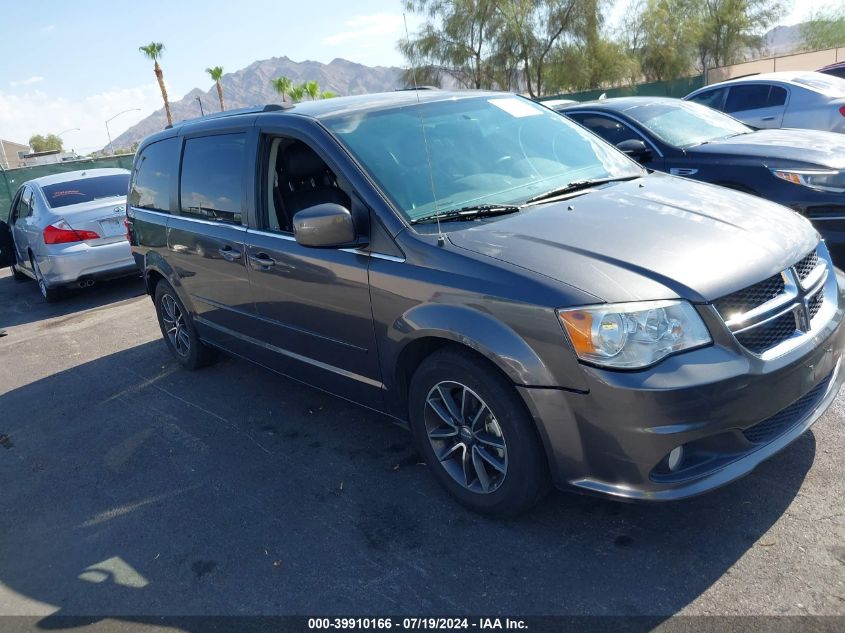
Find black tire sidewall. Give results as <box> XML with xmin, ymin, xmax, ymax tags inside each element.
<box><xmin>408</xmin><ymin>349</ymin><xmax>549</xmax><ymax>516</ymax></box>
<box><xmin>154</xmin><ymin>282</ymin><xmax>207</xmax><ymax>369</ymax></box>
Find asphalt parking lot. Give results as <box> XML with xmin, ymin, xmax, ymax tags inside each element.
<box><xmin>0</xmin><ymin>267</ymin><xmax>843</xmax><ymax>629</ymax></box>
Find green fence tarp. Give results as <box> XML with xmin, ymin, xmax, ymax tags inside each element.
<box><xmin>540</xmin><ymin>75</ymin><xmax>705</xmax><ymax>104</ymax></box>
<box><xmin>0</xmin><ymin>154</ymin><xmax>135</xmax><ymax>222</ymax></box>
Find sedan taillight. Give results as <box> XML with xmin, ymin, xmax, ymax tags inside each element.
<box><xmin>840</xmin><ymin>105</ymin><xmax>845</xmax><ymax>117</ymax></box>
<box><xmin>43</xmin><ymin>220</ymin><xmax>100</xmax><ymax>244</ymax></box>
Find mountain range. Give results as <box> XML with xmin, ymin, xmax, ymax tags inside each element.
<box><xmin>107</xmin><ymin>56</ymin><xmax>404</xmax><ymax>151</ymax></box>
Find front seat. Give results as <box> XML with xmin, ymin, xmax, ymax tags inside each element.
<box><xmin>280</xmin><ymin>142</ymin><xmax>350</xmax><ymax>218</ymax></box>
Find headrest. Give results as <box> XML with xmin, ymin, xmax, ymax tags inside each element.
<box><xmin>282</xmin><ymin>142</ymin><xmax>327</xmax><ymax>179</ymax></box>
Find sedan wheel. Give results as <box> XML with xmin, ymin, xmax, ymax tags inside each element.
<box><xmin>31</xmin><ymin>257</ymin><xmax>60</xmax><ymax>302</ymax></box>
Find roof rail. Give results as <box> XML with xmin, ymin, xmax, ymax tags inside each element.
<box><xmin>166</xmin><ymin>103</ymin><xmax>292</xmax><ymax>129</ymax></box>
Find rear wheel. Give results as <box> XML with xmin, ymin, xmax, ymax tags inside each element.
<box><xmin>10</xmin><ymin>262</ymin><xmax>27</xmax><ymax>282</ymax></box>
<box><xmin>31</xmin><ymin>256</ymin><xmax>61</xmax><ymax>302</ymax></box>
<box><xmin>408</xmin><ymin>348</ymin><xmax>550</xmax><ymax>517</ymax></box>
<box><xmin>154</xmin><ymin>281</ymin><xmax>215</xmax><ymax>370</ymax></box>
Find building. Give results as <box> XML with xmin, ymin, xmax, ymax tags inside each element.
<box><xmin>0</xmin><ymin>139</ymin><xmax>30</xmax><ymax>169</ymax></box>
<box><xmin>17</xmin><ymin>149</ymin><xmax>80</xmax><ymax>166</ymax></box>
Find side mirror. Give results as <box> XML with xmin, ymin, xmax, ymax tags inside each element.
<box><xmin>616</xmin><ymin>139</ymin><xmax>652</xmax><ymax>164</ymax></box>
<box><xmin>292</xmin><ymin>203</ymin><xmax>361</xmax><ymax>248</ymax></box>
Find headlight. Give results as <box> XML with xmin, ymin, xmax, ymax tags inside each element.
<box><xmin>557</xmin><ymin>300</ymin><xmax>711</xmax><ymax>369</ymax></box>
<box><xmin>771</xmin><ymin>168</ymin><xmax>845</xmax><ymax>193</ymax></box>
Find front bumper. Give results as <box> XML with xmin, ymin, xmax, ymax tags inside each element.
<box><xmin>519</xmin><ymin>274</ymin><xmax>845</xmax><ymax>501</ymax></box>
<box><xmin>38</xmin><ymin>240</ymin><xmax>137</xmax><ymax>286</ymax></box>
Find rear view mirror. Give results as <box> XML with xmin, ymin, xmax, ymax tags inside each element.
<box><xmin>292</xmin><ymin>203</ymin><xmax>360</xmax><ymax>248</ymax></box>
<box><xmin>616</xmin><ymin>139</ymin><xmax>652</xmax><ymax>164</ymax></box>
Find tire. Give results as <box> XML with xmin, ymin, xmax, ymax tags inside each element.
<box><xmin>10</xmin><ymin>262</ymin><xmax>27</xmax><ymax>282</ymax></box>
<box><xmin>30</xmin><ymin>256</ymin><xmax>62</xmax><ymax>302</ymax></box>
<box><xmin>154</xmin><ymin>281</ymin><xmax>215</xmax><ymax>370</ymax></box>
<box><xmin>408</xmin><ymin>348</ymin><xmax>550</xmax><ymax>517</ymax></box>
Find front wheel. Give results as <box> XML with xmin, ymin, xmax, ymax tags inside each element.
<box><xmin>408</xmin><ymin>348</ymin><xmax>550</xmax><ymax>517</ymax></box>
<box><xmin>154</xmin><ymin>281</ymin><xmax>215</xmax><ymax>370</ymax></box>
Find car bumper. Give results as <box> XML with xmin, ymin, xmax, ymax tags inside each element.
<box><xmin>518</xmin><ymin>278</ymin><xmax>845</xmax><ymax>501</ymax></box>
<box><xmin>38</xmin><ymin>240</ymin><xmax>138</xmax><ymax>286</ymax></box>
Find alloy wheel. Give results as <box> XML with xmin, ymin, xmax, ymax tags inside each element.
<box><xmin>161</xmin><ymin>293</ymin><xmax>191</xmax><ymax>357</ymax></box>
<box><xmin>32</xmin><ymin>259</ymin><xmax>48</xmax><ymax>299</ymax></box>
<box><xmin>423</xmin><ymin>381</ymin><xmax>508</xmax><ymax>494</ymax></box>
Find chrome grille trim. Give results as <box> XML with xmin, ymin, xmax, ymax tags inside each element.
<box><xmin>712</xmin><ymin>244</ymin><xmax>837</xmax><ymax>358</ymax></box>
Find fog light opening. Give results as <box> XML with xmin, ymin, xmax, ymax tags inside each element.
<box><xmin>667</xmin><ymin>446</ymin><xmax>685</xmax><ymax>472</ymax></box>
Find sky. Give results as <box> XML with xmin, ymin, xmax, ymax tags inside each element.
<box><xmin>0</xmin><ymin>0</ymin><xmax>833</xmax><ymax>153</ymax></box>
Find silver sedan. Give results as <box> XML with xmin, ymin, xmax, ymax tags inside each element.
<box><xmin>684</xmin><ymin>71</ymin><xmax>845</xmax><ymax>133</ymax></box>
<box><xmin>0</xmin><ymin>168</ymin><xmax>137</xmax><ymax>301</ymax></box>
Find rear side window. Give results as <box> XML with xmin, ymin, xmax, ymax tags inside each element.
<box><xmin>179</xmin><ymin>134</ymin><xmax>245</xmax><ymax>224</ymax></box>
<box><xmin>42</xmin><ymin>174</ymin><xmax>129</xmax><ymax>209</ymax></box>
<box><xmin>129</xmin><ymin>138</ymin><xmax>177</xmax><ymax>212</ymax></box>
<box><xmin>725</xmin><ymin>84</ymin><xmax>785</xmax><ymax>112</ymax></box>
<box><xmin>687</xmin><ymin>87</ymin><xmax>727</xmax><ymax>110</ymax></box>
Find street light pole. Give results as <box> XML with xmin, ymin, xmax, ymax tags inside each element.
<box><xmin>104</xmin><ymin>108</ymin><xmax>141</xmax><ymax>155</ymax></box>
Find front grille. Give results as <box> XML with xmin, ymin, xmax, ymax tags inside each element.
<box><xmin>734</xmin><ymin>311</ymin><xmax>797</xmax><ymax>354</ymax></box>
<box><xmin>808</xmin><ymin>291</ymin><xmax>824</xmax><ymax>320</ymax></box>
<box><xmin>714</xmin><ymin>274</ymin><xmax>785</xmax><ymax>318</ymax></box>
<box><xmin>742</xmin><ymin>371</ymin><xmax>832</xmax><ymax>444</ymax></box>
<box><xmin>794</xmin><ymin>250</ymin><xmax>819</xmax><ymax>282</ymax></box>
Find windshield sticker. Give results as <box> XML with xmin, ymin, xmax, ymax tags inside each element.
<box><xmin>488</xmin><ymin>98</ymin><xmax>542</xmax><ymax>118</ymax></box>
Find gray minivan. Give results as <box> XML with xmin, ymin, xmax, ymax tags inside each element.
<box><xmin>121</xmin><ymin>91</ymin><xmax>845</xmax><ymax>516</ymax></box>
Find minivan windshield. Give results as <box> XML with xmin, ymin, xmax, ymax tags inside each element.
<box><xmin>42</xmin><ymin>174</ymin><xmax>130</xmax><ymax>209</ymax></box>
<box><xmin>623</xmin><ymin>100</ymin><xmax>752</xmax><ymax>147</ymax></box>
<box><xmin>322</xmin><ymin>96</ymin><xmax>643</xmax><ymax>223</ymax></box>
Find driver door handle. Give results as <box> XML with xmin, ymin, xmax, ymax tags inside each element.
<box><xmin>760</xmin><ymin>116</ymin><xmax>776</xmax><ymax>121</ymax></box>
<box><xmin>218</xmin><ymin>247</ymin><xmax>242</xmax><ymax>261</ymax></box>
<box><xmin>249</xmin><ymin>253</ymin><xmax>276</xmax><ymax>269</ymax></box>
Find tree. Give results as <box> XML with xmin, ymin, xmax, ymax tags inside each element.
<box><xmin>139</xmin><ymin>42</ymin><xmax>173</xmax><ymax>127</ymax></box>
<box><xmin>205</xmin><ymin>66</ymin><xmax>225</xmax><ymax>111</ymax></box>
<box><xmin>289</xmin><ymin>84</ymin><xmax>306</xmax><ymax>103</ymax></box>
<box><xmin>801</xmin><ymin>4</ymin><xmax>845</xmax><ymax>51</ymax></box>
<box><xmin>400</xmin><ymin>0</ymin><xmax>504</xmax><ymax>89</ymax></box>
<box><xmin>271</xmin><ymin>76</ymin><xmax>293</xmax><ymax>103</ymax></box>
<box><xmin>319</xmin><ymin>91</ymin><xmax>338</xmax><ymax>99</ymax></box>
<box><xmin>28</xmin><ymin>134</ymin><xmax>63</xmax><ymax>153</ymax></box>
<box><xmin>692</xmin><ymin>0</ymin><xmax>785</xmax><ymax>74</ymax></box>
<box><xmin>304</xmin><ymin>80</ymin><xmax>320</xmax><ymax>100</ymax></box>
<box><xmin>637</xmin><ymin>0</ymin><xmax>699</xmax><ymax>81</ymax></box>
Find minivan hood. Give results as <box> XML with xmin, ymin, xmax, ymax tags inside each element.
<box><xmin>447</xmin><ymin>175</ymin><xmax>818</xmax><ymax>304</ymax></box>
<box><xmin>693</xmin><ymin>128</ymin><xmax>845</xmax><ymax>169</ymax></box>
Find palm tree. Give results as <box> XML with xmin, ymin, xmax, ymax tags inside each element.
<box><xmin>304</xmin><ymin>80</ymin><xmax>320</xmax><ymax>101</ymax></box>
<box><xmin>289</xmin><ymin>84</ymin><xmax>306</xmax><ymax>103</ymax></box>
<box><xmin>270</xmin><ymin>76</ymin><xmax>293</xmax><ymax>103</ymax></box>
<box><xmin>205</xmin><ymin>66</ymin><xmax>225</xmax><ymax>111</ymax></box>
<box><xmin>319</xmin><ymin>91</ymin><xmax>338</xmax><ymax>99</ymax></box>
<box><xmin>139</xmin><ymin>42</ymin><xmax>172</xmax><ymax>127</ymax></box>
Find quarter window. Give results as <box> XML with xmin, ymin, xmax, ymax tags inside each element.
<box><xmin>129</xmin><ymin>137</ymin><xmax>177</xmax><ymax>213</ymax></box>
<box><xmin>179</xmin><ymin>134</ymin><xmax>245</xmax><ymax>223</ymax></box>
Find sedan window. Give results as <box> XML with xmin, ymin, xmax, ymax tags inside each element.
<box><xmin>724</xmin><ymin>84</ymin><xmax>787</xmax><ymax>113</ymax></box>
<box><xmin>566</xmin><ymin>113</ymin><xmax>642</xmax><ymax>146</ymax></box>
<box><xmin>323</xmin><ymin>96</ymin><xmax>643</xmax><ymax>223</ymax></box>
<box><xmin>42</xmin><ymin>174</ymin><xmax>129</xmax><ymax>209</ymax></box>
<box><xmin>622</xmin><ymin>100</ymin><xmax>752</xmax><ymax>147</ymax></box>
<box><xmin>792</xmin><ymin>73</ymin><xmax>845</xmax><ymax>97</ymax></box>
<box><xmin>687</xmin><ymin>87</ymin><xmax>727</xmax><ymax>110</ymax></box>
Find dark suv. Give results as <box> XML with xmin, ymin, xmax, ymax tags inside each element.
<box><xmin>127</xmin><ymin>91</ymin><xmax>845</xmax><ymax>516</ymax></box>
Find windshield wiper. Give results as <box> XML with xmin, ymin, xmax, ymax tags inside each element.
<box><xmin>523</xmin><ymin>176</ymin><xmax>640</xmax><ymax>205</ymax></box>
<box><xmin>410</xmin><ymin>203</ymin><xmax>521</xmax><ymax>225</ymax></box>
